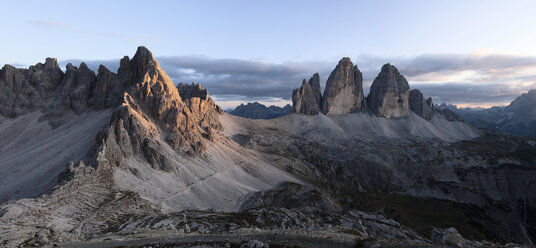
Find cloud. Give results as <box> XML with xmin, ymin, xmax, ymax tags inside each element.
<box><xmin>157</xmin><ymin>56</ymin><xmax>333</xmax><ymax>100</ymax></box>
<box><xmin>373</xmin><ymin>53</ymin><xmax>536</xmax><ymax>106</ymax></box>
<box><xmin>412</xmin><ymin>82</ymin><xmax>536</xmax><ymax>107</ymax></box>
<box><xmin>158</xmin><ymin>53</ymin><xmax>536</xmax><ymax>107</ymax></box>
<box><xmin>58</xmin><ymin>52</ymin><xmax>536</xmax><ymax>108</ymax></box>
<box><xmin>386</xmin><ymin>53</ymin><xmax>536</xmax><ymax>82</ymax></box>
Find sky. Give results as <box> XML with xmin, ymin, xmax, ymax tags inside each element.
<box><xmin>1</xmin><ymin>0</ymin><xmax>536</xmax><ymax>109</ymax></box>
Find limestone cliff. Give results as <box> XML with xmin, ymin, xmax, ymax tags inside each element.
<box><xmin>367</xmin><ymin>63</ymin><xmax>410</xmax><ymax>118</ymax></box>
<box><xmin>322</xmin><ymin>58</ymin><xmax>364</xmax><ymax>116</ymax></box>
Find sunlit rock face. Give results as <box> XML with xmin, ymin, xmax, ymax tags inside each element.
<box><xmin>98</xmin><ymin>46</ymin><xmax>223</xmax><ymax>170</ymax></box>
<box><xmin>321</xmin><ymin>57</ymin><xmax>364</xmax><ymax>116</ymax></box>
<box><xmin>367</xmin><ymin>63</ymin><xmax>410</xmax><ymax>118</ymax></box>
<box><xmin>291</xmin><ymin>73</ymin><xmax>322</xmax><ymax>115</ymax></box>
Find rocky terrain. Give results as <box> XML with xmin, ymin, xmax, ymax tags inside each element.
<box><xmin>438</xmin><ymin>90</ymin><xmax>536</xmax><ymax>137</ymax></box>
<box><xmin>229</xmin><ymin>102</ymin><xmax>290</xmax><ymax>119</ymax></box>
<box><xmin>1</xmin><ymin>48</ymin><xmax>535</xmax><ymax>248</ymax></box>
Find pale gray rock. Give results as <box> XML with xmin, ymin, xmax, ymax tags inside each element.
<box><xmin>431</xmin><ymin>227</ymin><xmax>465</xmax><ymax>247</ymax></box>
<box><xmin>240</xmin><ymin>240</ymin><xmax>269</xmax><ymax>248</ymax></box>
<box><xmin>409</xmin><ymin>89</ymin><xmax>434</xmax><ymax>120</ymax></box>
<box><xmin>291</xmin><ymin>73</ymin><xmax>322</xmax><ymax>115</ymax></box>
<box><xmin>322</xmin><ymin>58</ymin><xmax>364</xmax><ymax>116</ymax></box>
<box><xmin>367</xmin><ymin>63</ymin><xmax>410</xmax><ymax>118</ymax></box>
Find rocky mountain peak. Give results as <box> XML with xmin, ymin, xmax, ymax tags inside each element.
<box><xmin>129</xmin><ymin>46</ymin><xmax>159</xmax><ymax>76</ymax></box>
<box><xmin>367</xmin><ymin>63</ymin><xmax>410</xmax><ymax>118</ymax></box>
<box><xmin>321</xmin><ymin>57</ymin><xmax>364</xmax><ymax>116</ymax></box>
<box><xmin>230</xmin><ymin>102</ymin><xmax>290</xmax><ymax>119</ymax></box>
<box><xmin>44</xmin><ymin>57</ymin><xmax>59</xmax><ymax>69</ymax></box>
<box><xmin>95</xmin><ymin>47</ymin><xmax>224</xmax><ymax>163</ymax></box>
<box><xmin>97</xmin><ymin>64</ymin><xmax>110</xmax><ymax>74</ymax></box>
<box><xmin>65</xmin><ymin>63</ymin><xmax>76</xmax><ymax>71</ymax></box>
<box><xmin>0</xmin><ymin>46</ymin><xmax>223</xmax><ymax>159</ymax></box>
<box><xmin>291</xmin><ymin>74</ymin><xmax>323</xmax><ymax>115</ymax></box>
<box><xmin>309</xmin><ymin>73</ymin><xmax>322</xmax><ymax>104</ymax></box>
<box><xmin>426</xmin><ymin>97</ymin><xmax>433</xmax><ymax>108</ymax></box>
<box><xmin>409</xmin><ymin>89</ymin><xmax>434</xmax><ymax>120</ymax></box>
<box><xmin>118</xmin><ymin>46</ymin><xmax>184</xmax><ymax>122</ymax></box>
<box><xmin>507</xmin><ymin>88</ymin><xmax>536</xmax><ymax>111</ymax></box>
<box><xmin>338</xmin><ymin>57</ymin><xmax>352</xmax><ymax>66</ymax></box>
<box><xmin>79</xmin><ymin>62</ymin><xmax>90</xmax><ymax>71</ymax></box>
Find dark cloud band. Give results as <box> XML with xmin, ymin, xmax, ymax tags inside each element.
<box><xmin>60</xmin><ymin>53</ymin><xmax>536</xmax><ymax>107</ymax></box>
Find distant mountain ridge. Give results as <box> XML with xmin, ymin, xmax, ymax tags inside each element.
<box><xmin>437</xmin><ymin>89</ymin><xmax>536</xmax><ymax>137</ymax></box>
<box><xmin>228</xmin><ymin>102</ymin><xmax>290</xmax><ymax>119</ymax></box>
<box><xmin>290</xmin><ymin>57</ymin><xmax>463</xmax><ymax>124</ymax></box>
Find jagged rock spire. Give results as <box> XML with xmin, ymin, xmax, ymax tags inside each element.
<box><xmin>409</xmin><ymin>89</ymin><xmax>434</xmax><ymax>120</ymax></box>
<box><xmin>321</xmin><ymin>57</ymin><xmax>364</xmax><ymax>116</ymax></box>
<box><xmin>128</xmin><ymin>46</ymin><xmax>163</xmax><ymax>81</ymax></box>
<box><xmin>366</xmin><ymin>63</ymin><xmax>410</xmax><ymax>118</ymax></box>
<box><xmin>291</xmin><ymin>74</ymin><xmax>322</xmax><ymax>115</ymax></box>
<box><xmin>309</xmin><ymin>73</ymin><xmax>322</xmax><ymax>105</ymax></box>
<box><xmin>98</xmin><ymin>46</ymin><xmax>223</xmax><ymax>165</ymax></box>
<box><xmin>0</xmin><ymin>46</ymin><xmax>223</xmax><ymax>159</ymax></box>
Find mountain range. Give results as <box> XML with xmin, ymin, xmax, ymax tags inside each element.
<box><xmin>0</xmin><ymin>47</ymin><xmax>535</xmax><ymax>247</ymax></box>
<box><xmin>228</xmin><ymin>102</ymin><xmax>290</xmax><ymax>119</ymax></box>
<box><xmin>436</xmin><ymin>90</ymin><xmax>536</xmax><ymax>137</ymax></box>
<box><xmin>231</xmin><ymin>69</ymin><xmax>536</xmax><ymax>139</ymax></box>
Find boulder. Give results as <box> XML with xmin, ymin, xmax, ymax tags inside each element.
<box><xmin>322</xmin><ymin>57</ymin><xmax>364</xmax><ymax>116</ymax></box>
<box><xmin>367</xmin><ymin>63</ymin><xmax>410</xmax><ymax>118</ymax></box>
<box><xmin>240</xmin><ymin>240</ymin><xmax>269</xmax><ymax>248</ymax></box>
<box><xmin>431</xmin><ymin>227</ymin><xmax>465</xmax><ymax>247</ymax></box>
